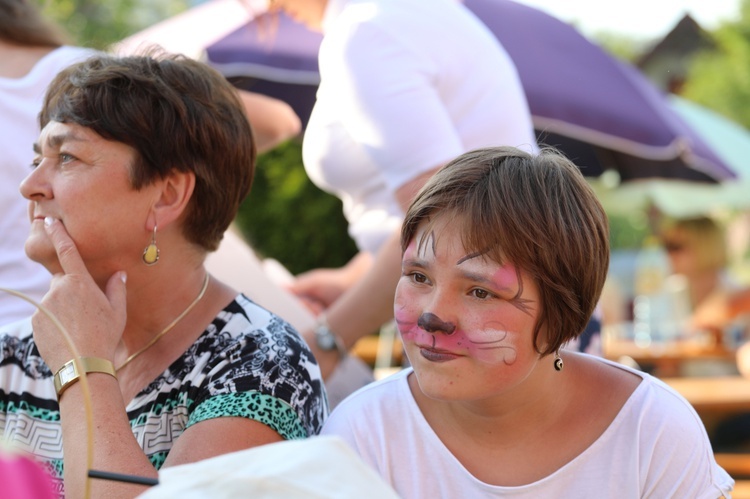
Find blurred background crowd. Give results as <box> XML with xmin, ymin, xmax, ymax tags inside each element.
<box><xmin>4</xmin><ymin>0</ymin><xmax>750</xmax><ymax>493</ymax></box>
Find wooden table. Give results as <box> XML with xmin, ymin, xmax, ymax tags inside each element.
<box><xmin>663</xmin><ymin>376</ymin><xmax>750</xmax><ymax>485</ymax></box>
<box><xmin>604</xmin><ymin>335</ymin><xmax>737</xmax><ymax>377</ymax></box>
<box><xmin>662</xmin><ymin>376</ymin><xmax>750</xmax><ymax>413</ymax></box>
<box><xmin>735</xmin><ymin>480</ymin><xmax>750</xmax><ymax>499</ymax></box>
<box><xmin>662</xmin><ymin>375</ymin><xmax>750</xmax><ymax>440</ymax></box>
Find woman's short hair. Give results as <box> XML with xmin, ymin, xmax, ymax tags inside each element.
<box><xmin>401</xmin><ymin>146</ymin><xmax>610</xmax><ymax>355</ymax></box>
<box><xmin>40</xmin><ymin>51</ymin><xmax>256</xmax><ymax>251</ymax></box>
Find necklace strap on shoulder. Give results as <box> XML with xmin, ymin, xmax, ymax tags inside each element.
<box><xmin>116</xmin><ymin>273</ymin><xmax>210</xmax><ymax>372</ymax></box>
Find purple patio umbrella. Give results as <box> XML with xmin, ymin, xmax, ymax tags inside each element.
<box><xmin>205</xmin><ymin>0</ymin><xmax>734</xmax><ymax>183</ymax></box>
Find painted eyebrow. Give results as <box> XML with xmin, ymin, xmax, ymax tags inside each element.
<box><xmin>402</xmin><ymin>257</ymin><xmax>428</xmax><ymax>270</ymax></box>
<box><xmin>457</xmin><ymin>253</ymin><xmax>534</xmax><ymax>312</ymax></box>
<box><xmin>456</xmin><ymin>251</ymin><xmax>483</xmax><ymax>266</ymax></box>
<box><xmin>456</xmin><ymin>253</ymin><xmax>521</xmax><ymax>293</ymax></box>
<box><xmin>460</xmin><ymin>270</ymin><xmax>511</xmax><ymax>290</ymax></box>
<box><xmin>456</xmin><ymin>251</ymin><xmax>503</xmax><ymax>286</ymax></box>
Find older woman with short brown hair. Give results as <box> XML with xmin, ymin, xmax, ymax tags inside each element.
<box><xmin>0</xmin><ymin>52</ymin><xmax>326</xmax><ymax>498</ymax></box>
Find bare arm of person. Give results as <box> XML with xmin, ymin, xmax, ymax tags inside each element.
<box><xmin>691</xmin><ymin>286</ymin><xmax>750</xmax><ymax>335</ymax></box>
<box><xmin>164</xmin><ymin>417</ymin><xmax>283</xmax><ymax>467</ymax></box>
<box><xmin>35</xmin><ymin>220</ymin><xmax>283</xmax><ymax>497</ymax></box>
<box><xmin>288</xmin><ymin>251</ymin><xmax>374</xmax><ymax>314</ymax></box>
<box><xmin>32</xmin><ymin>219</ymin><xmax>155</xmax><ymax>497</ymax></box>
<box><xmin>236</xmin><ymin>89</ymin><xmax>301</xmax><ymax>153</ymax></box>
<box><xmin>57</xmin><ymin>380</ymin><xmax>284</xmax><ymax>497</ymax></box>
<box><xmin>302</xmin><ymin>166</ymin><xmax>442</xmax><ymax>379</ymax></box>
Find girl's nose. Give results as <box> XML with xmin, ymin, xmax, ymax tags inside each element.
<box><xmin>418</xmin><ymin>312</ymin><xmax>456</xmax><ymax>335</ymax></box>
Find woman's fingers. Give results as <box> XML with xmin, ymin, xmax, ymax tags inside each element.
<box><xmin>32</xmin><ymin>217</ymin><xmax>127</xmax><ymax>368</ymax></box>
<box><xmin>43</xmin><ymin>217</ymin><xmax>87</xmax><ymax>276</ymax></box>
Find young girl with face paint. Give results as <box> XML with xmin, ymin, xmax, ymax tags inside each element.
<box><xmin>321</xmin><ymin>146</ymin><xmax>733</xmax><ymax>498</ymax></box>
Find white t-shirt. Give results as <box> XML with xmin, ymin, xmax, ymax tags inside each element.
<box><xmin>0</xmin><ymin>46</ymin><xmax>96</xmax><ymax>326</ymax></box>
<box><xmin>322</xmin><ymin>359</ymin><xmax>734</xmax><ymax>498</ymax></box>
<box><xmin>303</xmin><ymin>0</ymin><xmax>538</xmax><ymax>253</ymax></box>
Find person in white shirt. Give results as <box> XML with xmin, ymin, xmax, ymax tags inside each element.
<box><xmin>268</xmin><ymin>0</ymin><xmax>539</xmax><ymax>389</ymax></box>
<box><xmin>0</xmin><ymin>0</ymin><xmax>96</xmax><ymax>325</ymax></box>
<box><xmin>322</xmin><ymin>146</ymin><xmax>734</xmax><ymax>498</ymax></box>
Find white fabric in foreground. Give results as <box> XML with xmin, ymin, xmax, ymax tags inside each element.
<box><xmin>138</xmin><ymin>436</ymin><xmax>399</xmax><ymax>499</ymax></box>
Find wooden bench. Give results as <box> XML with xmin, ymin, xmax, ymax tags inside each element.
<box><xmin>716</xmin><ymin>453</ymin><xmax>750</xmax><ymax>479</ymax></box>
<box><xmin>352</xmin><ymin>333</ymin><xmax>403</xmax><ymax>367</ymax></box>
<box><xmin>716</xmin><ymin>453</ymin><xmax>750</xmax><ymax>498</ymax></box>
<box><xmin>733</xmin><ymin>480</ymin><xmax>750</xmax><ymax>499</ymax></box>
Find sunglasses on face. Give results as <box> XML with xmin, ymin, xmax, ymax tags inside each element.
<box><xmin>663</xmin><ymin>241</ymin><xmax>686</xmax><ymax>253</ymax></box>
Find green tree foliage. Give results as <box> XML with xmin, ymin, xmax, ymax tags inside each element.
<box><xmin>37</xmin><ymin>0</ymin><xmax>189</xmax><ymax>49</ymax></box>
<box><xmin>682</xmin><ymin>0</ymin><xmax>750</xmax><ymax>128</ymax></box>
<box><xmin>608</xmin><ymin>212</ymin><xmax>652</xmax><ymax>249</ymax></box>
<box><xmin>593</xmin><ymin>32</ymin><xmax>649</xmax><ymax>63</ymax></box>
<box><xmin>235</xmin><ymin>141</ymin><xmax>358</xmax><ymax>275</ymax></box>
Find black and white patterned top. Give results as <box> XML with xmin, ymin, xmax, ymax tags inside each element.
<box><xmin>0</xmin><ymin>294</ymin><xmax>328</xmax><ymax>495</ymax></box>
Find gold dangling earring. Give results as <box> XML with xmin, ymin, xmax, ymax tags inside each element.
<box><xmin>142</xmin><ymin>224</ymin><xmax>160</xmax><ymax>265</ymax></box>
<box><xmin>554</xmin><ymin>350</ymin><xmax>564</xmax><ymax>372</ymax></box>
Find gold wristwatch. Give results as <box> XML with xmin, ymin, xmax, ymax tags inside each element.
<box><xmin>53</xmin><ymin>357</ymin><xmax>117</xmax><ymax>399</ymax></box>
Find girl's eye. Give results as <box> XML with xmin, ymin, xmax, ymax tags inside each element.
<box><xmin>411</xmin><ymin>272</ymin><xmax>428</xmax><ymax>284</ymax></box>
<box><xmin>471</xmin><ymin>288</ymin><xmax>491</xmax><ymax>299</ymax></box>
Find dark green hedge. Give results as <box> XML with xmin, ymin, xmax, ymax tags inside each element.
<box><xmin>234</xmin><ymin>140</ymin><xmax>359</xmax><ymax>275</ymax></box>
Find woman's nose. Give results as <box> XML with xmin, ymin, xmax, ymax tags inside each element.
<box><xmin>418</xmin><ymin>312</ymin><xmax>456</xmax><ymax>335</ymax></box>
<box><xmin>19</xmin><ymin>164</ymin><xmax>51</xmax><ymax>201</ymax></box>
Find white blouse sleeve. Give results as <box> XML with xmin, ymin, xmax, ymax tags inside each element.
<box><xmin>318</xmin><ymin>21</ymin><xmax>463</xmax><ymax>192</ymax></box>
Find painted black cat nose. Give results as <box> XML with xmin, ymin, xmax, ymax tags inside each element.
<box><xmin>417</xmin><ymin>312</ymin><xmax>456</xmax><ymax>335</ymax></box>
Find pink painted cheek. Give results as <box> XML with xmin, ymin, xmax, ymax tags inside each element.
<box><xmin>394</xmin><ymin>308</ymin><xmax>427</xmax><ymax>343</ymax></box>
<box><xmin>491</xmin><ymin>265</ymin><xmax>519</xmax><ymax>290</ymax></box>
<box><xmin>394</xmin><ymin>273</ymin><xmax>424</xmax><ymax>342</ymax></box>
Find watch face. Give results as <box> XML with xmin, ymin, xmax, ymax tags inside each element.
<box><xmin>316</xmin><ymin>326</ymin><xmax>336</xmax><ymax>351</ymax></box>
<box><xmin>59</xmin><ymin>362</ymin><xmax>77</xmax><ymax>384</ymax></box>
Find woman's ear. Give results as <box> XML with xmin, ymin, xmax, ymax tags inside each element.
<box><xmin>152</xmin><ymin>170</ymin><xmax>196</xmax><ymax>228</ymax></box>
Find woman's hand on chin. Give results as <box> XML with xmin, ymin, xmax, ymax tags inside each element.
<box><xmin>31</xmin><ymin>217</ymin><xmax>128</xmax><ymax>372</ymax></box>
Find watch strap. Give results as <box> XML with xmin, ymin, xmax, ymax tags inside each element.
<box><xmin>53</xmin><ymin>357</ymin><xmax>117</xmax><ymax>399</ymax></box>
<box><xmin>315</xmin><ymin>315</ymin><xmax>347</xmax><ymax>357</ymax></box>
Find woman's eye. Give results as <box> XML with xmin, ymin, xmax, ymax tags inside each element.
<box><xmin>60</xmin><ymin>153</ymin><xmax>75</xmax><ymax>163</ymax></box>
<box><xmin>471</xmin><ymin>288</ymin><xmax>490</xmax><ymax>299</ymax></box>
<box><xmin>30</xmin><ymin>157</ymin><xmax>41</xmax><ymax>169</ymax></box>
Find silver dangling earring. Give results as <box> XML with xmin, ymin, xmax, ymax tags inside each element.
<box><xmin>142</xmin><ymin>224</ymin><xmax>160</xmax><ymax>266</ymax></box>
<box><xmin>553</xmin><ymin>350</ymin><xmax>564</xmax><ymax>372</ymax></box>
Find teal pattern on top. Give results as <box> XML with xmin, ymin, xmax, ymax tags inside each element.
<box><xmin>0</xmin><ymin>294</ymin><xmax>328</xmax><ymax>497</ymax></box>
